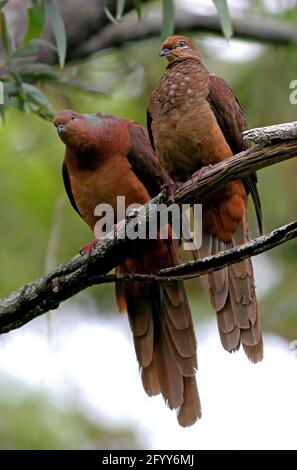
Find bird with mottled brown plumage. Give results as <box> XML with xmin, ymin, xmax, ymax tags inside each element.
<box><xmin>148</xmin><ymin>35</ymin><xmax>263</xmax><ymax>363</ymax></box>
<box><xmin>53</xmin><ymin>109</ymin><xmax>201</xmax><ymax>426</ymax></box>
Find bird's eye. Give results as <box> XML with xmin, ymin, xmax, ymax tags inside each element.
<box><xmin>70</xmin><ymin>115</ymin><xmax>77</xmax><ymax>121</ymax></box>
<box><xmin>179</xmin><ymin>40</ymin><xmax>187</xmax><ymax>48</ymax></box>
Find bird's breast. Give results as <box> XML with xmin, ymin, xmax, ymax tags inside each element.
<box><xmin>150</xmin><ymin>71</ymin><xmax>232</xmax><ymax>181</ymax></box>
<box><xmin>66</xmin><ymin>153</ymin><xmax>150</xmax><ymax>230</ymax></box>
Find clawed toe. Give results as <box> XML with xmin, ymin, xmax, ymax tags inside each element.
<box><xmin>161</xmin><ymin>181</ymin><xmax>183</xmax><ymax>200</ymax></box>
<box><xmin>192</xmin><ymin>164</ymin><xmax>213</xmax><ymax>179</ymax></box>
<box><xmin>79</xmin><ymin>239</ymin><xmax>99</xmax><ymax>257</ymax></box>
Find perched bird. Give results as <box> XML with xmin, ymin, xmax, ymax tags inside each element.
<box><xmin>54</xmin><ymin>109</ymin><xmax>201</xmax><ymax>426</ymax></box>
<box><xmin>148</xmin><ymin>35</ymin><xmax>263</xmax><ymax>363</ymax></box>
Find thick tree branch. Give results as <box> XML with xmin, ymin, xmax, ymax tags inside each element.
<box><xmin>243</xmin><ymin>121</ymin><xmax>297</xmax><ymax>144</ymax></box>
<box><xmin>72</xmin><ymin>10</ymin><xmax>297</xmax><ymax>60</ymax></box>
<box><xmin>3</xmin><ymin>0</ymin><xmax>144</xmax><ymax>62</ymax></box>
<box><xmin>1</xmin><ymin>122</ymin><xmax>297</xmax><ymax>334</ymax></box>
<box><xmin>3</xmin><ymin>2</ymin><xmax>297</xmax><ymax>65</ymax></box>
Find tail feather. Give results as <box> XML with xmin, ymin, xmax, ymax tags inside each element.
<box><xmin>163</xmin><ymin>322</ymin><xmax>197</xmax><ymax>377</ymax></box>
<box><xmin>117</xmin><ymin>240</ymin><xmax>201</xmax><ymax>427</ymax></box>
<box><xmin>178</xmin><ymin>377</ymin><xmax>202</xmax><ymax>427</ymax></box>
<box><xmin>243</xmin><ymin>336</ymin><xmax>263</xmax><ymax>364</ymax></box>
<box><xmin>199</xmin><ymin>215</ymin><xmax>263</xmax><ymax>363</ymax></box>
<box><xmin>153</xmin><ymin>316</ymin><xmax>184</xmax><ymax>409</ymax></box>
<box><xmin>141</xmin><ymin>357</ymin><xmax>161</xmax><ymax>396</ymax></box>
<box><xmin>165</xmin><ymin>314</ymin><xmax>197</xmax><ymax>359</ymax></box>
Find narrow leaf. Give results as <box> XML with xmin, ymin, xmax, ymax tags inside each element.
<box><xmin>17</xmin><ymin>63</ymin><xmax>60</xmax><ymax>81</ymax></box>
<box><xmin>116</xmin><ymin>0</ymin><xmax>126</xmax><ymax>21</ymax></box>
<box><xmin>45</xmin><ymin>0</ymin><xmax>66</xmax><ymax>68</ymax></box>
<box><xmin>133</xmin><ymin>0</ymin><xmax>142</xmax><ymax>20</ymax></box>
<box><xmin>161</xmin><ymin>0</ymin><xmax>175</xmax><ymax>40</ymax></box>
<box><xmin>0</xmin><ymin>10</ymin><xmax>10</xmax><ymax>55</ymax></box>
<box><xmin>104</xmin><ymin>5</ymin><xmax>118</xmax><ymax>24</ymax></box>
<box><xmin>22</xmin><ymin>0</ymin><xmax>45</xmax><ymax>44</ymax></box>
<box><xmin>11</xmin><ymin>37</ymin><xmax>57</xmax><ymax>60</ymax></box>
<box><xmin>3</xmin><ymin>82</ymin><xmax>25</xmax><ymax>112</ymax></box>
<box><xmin>11</xmin><ymin>42</ymin><xmax>38</xmax><ymax>59</ymax></box>
<box><xmin>30</xmin><ymin>37</ymin><xmax>57</xmax><ymax>51</ymax></box>
<box><xmin>23</xmin><ymin>82</ymin><xmax>53</xmax><ymax>120</ymax></box>
<box><xmin>213</xmin><ymin>0</ymin><xmax>233</xmax><ymax>41</ymax></box>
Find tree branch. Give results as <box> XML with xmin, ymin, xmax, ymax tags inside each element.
<box><xmin>243</xmin><ymin>121</ymin><xmax>297</xmax><ymax>144</ymax></box>
<box><xmin>62</xmin><ymin>220</ymin><xmax>297</xmax><ymax>283</ymax></box>
<box><xmin>3</xmin><ymin>2</ymin><xmax>297</xmax><ymax>65</ymax></box>
<box><xmin>1</xmin><ymin>122</ymin><xmax>297</xmax><ymax>334</ymax></box>
<box><xmin>158</xmin><ymin>220</ymin><xmax>297</xmax><ymax>279</ymax></box>
<box><xmin>70</xmin><ymin>10</ymin><xmax>297</xmax><ymax>60</ymax></box>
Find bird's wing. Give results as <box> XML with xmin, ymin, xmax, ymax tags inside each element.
<box><xmin>127</xmin><ymin>122</ymin><xmax>171</xmax><ymax>197</ymax></box>
<box><xmin>207</xmin><ymin>75</ymin><xmax>262</xmax><ymax>234</ymax></box>
<box><xmin>62</xmin><ymin>160</ymin><xmax>81</xmax><ymax>215</ymax></box>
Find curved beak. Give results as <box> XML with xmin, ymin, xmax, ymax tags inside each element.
<box><xmin>159</xmin><ymin>48</ymin><xmax>171</xmax><ymax>57</ymax></box>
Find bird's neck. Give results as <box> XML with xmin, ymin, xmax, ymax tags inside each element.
<box><xmin>65</xmin><ymin>146</ymin><xmax>103</xmax><ymax>172</ymax></box>
<box><xmin>166</xmin><ymin>56</ymin><xmax>207</xmax><ymax>72</ymax></box>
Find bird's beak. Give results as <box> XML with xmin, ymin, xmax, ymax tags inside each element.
<box><xmin>159</xmin><ymin>48</ymin><xmax>171</xmax><ymax>57</ymax></box>
<box><xmin>57</xmin><ymin>123</ymin><xmax>66</xmax><ymax>134</ymax></box>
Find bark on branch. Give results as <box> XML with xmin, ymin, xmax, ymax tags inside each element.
<box><xmin>243</xmin><ymin>121</ymin><xmax>297</xmax><ymax>144</ymax></box>
<box><xmin>1</xmin><ymin>122</ymin><xmax>297</xmax><ymax>334</ymax></box>
<box><xmin>73</xmin><ymin>10</ymin><xmax>297</xmax><ymax>60</ymax></box>
<box><xmin>60</xmin><ymin>220</ymin><xmax>297</xmax><ymax>283</ymax></box>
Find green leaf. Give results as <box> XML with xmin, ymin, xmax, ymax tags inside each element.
<box><xmin>103</xmin><ymin>5</ymin><xmax>118</xmax><ymax>24</ymax></box>
<box><xmin>22</xmin><ymin>0</ymin><xmax>45</xmax><ymax>45</ymax></box>
<box><xmin>133</xmin><ymin>0</ymin><xmax>142</xmax><ymax>20</ymax></box>
<box><xmin>45</xmin><ymin>0</ymin><xmax>67</xmax><ymax>68</ymax></box>
<box><xmin>30</xmin><ymin>38</ymin><xmax>57</xmax><ymax>51</ymax></box>
<box><xmin>17</xmin><ymin>63</ymin><xmax>60</xmax><ymax>82</ymax></box>
<box><xmin>213</xmin><ymin>0</ymin><xmax>233</xmax><ymax>41</ymax></box>
<box><xmin>0</xmin><ymin>10</ymin><xmax>11</xmax><ymax>55</ymax></box>
<box><xmin>161</xmin><ymin>0</ymin><xmax>175</xmax><ymax>40</ymax></box>
<box><xmin>11</xmin><ymin>37</ymin><xmax>57</xmax><ymax>59</ymax></box>
<box><xmin>22</xmin><ymin>82</ymin><xmax>53</xmax><ymax>120</ymax></box>
<box><xmin>11</xmin><ymin>42</ymin><xmax>38</xmax><ymax>59</ymax></box>
<box><xmin>3</xmin><ymin>82</ymin><xmax>25</xmax><ymax>111</ymax></box>
<box><xmin>116</xmin><ymin>0</ymin><xmax>126</xmax><ymax>21</ymax></box>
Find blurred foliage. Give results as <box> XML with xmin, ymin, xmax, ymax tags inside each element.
<box><xmin>0</xmin><ymin>0</ymin><xmax>233</xmax><ymax>121</ymax></box>
<box><xmin>213</xmin><ymin>0</ymin><xmax>233</xmax><ymax>41</ymax></box>
<box><xmin>1</xmin><ymin>0</ymin><xmax>297</xmax><ymax>448</ymax></box>
<box><xmin>0</xmin><ymin>376</ymin><xmax>138</xmax><ymax>449</ymax></box>
<box><xmin>0</xmin><ymin>0</ymin><xmax>68</xmax><ymax>120</ymax></box>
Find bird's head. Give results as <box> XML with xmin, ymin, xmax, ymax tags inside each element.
<box><xmin>54</xmin><ymin>109</ymin><xmax>100</xmax><ymax>151</ymax></box>
<box><xmin>159</xmin><ymin>35</ymin><xmax>200</xmax><ymax>63</ymax></box>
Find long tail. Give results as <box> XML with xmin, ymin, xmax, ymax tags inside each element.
<box><xmin>116</xmin><ymin>239</ymin><xmax>201</xmax><ymax>427</ymax></box>
<box><xmin>199</xmin><ymin>213</ymin><xmax>263</xmax><ymax>363</ymax></box>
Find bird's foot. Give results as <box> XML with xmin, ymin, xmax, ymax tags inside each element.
<box><xmin>161</xmin><ymin>181</ymin><xmax>184</xmax><ymax>201</ymax></box>
<box><xmin>192</xmin><ymin>164</ymin><xmax>213</xmax><ymax>179</ymax></box>
<box><xmin>79</xmin><ymin>239</ymin><xmax>99</xmax><ymax>257</ymax></box>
